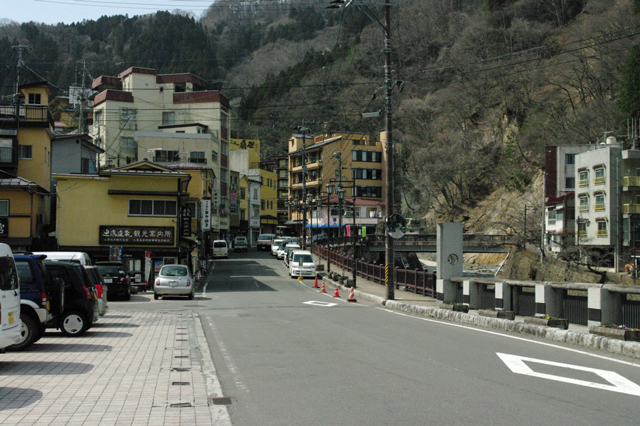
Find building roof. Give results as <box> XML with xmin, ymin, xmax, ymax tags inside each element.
<box><xmin>93</xmin><ymin>90</ymin><xmax>134</xmax><ymax>106</ymax></box>
<box><xmin>0</xmin><ymin>173</ymin><xmax>48</xmax><ymax>193</ymax></box>
<box><xmin>165</xmin><ymin>161</ymin><xmax>216</xmax><ymax>175</ymax></box>
<box><xmin>288</xmin><ymin>135</ymin><xmax>342</xmax><ymax>155</ymax></box>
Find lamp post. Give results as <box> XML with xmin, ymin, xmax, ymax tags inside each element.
<box><xmin>327</xmin><ymin>179</ymin><xmax>358</xmax><ymax>287</ymax></box>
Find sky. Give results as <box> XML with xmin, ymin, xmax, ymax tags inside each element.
<box><xmin>3</xmin><ymin>0</ymin><xmax>212</xmax><ymax>25</ymax></box>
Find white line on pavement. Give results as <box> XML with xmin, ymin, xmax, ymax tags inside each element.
<box><xmin>376</xmin><ymin>307</ymin><xmax>640</xmax><ymax>368</ymax></box>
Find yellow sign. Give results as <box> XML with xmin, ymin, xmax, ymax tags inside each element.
<box><xmin>230</xmin><ymin>138</ymin><xmax>260</xmax><ymax>152</ymax></box>
<box><xmin>8</xmin><ymin>312</ymin><xmax>15</xmax><ymax>325</ymax></box>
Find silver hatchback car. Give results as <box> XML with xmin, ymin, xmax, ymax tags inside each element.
<box><xmin>154</xmin><ymin>265</ymin><xmax>194</xmax><ymax>300</ymax></box>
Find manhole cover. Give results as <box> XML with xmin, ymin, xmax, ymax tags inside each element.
<box><xmin>174</xmin><ymin>355</ymin><xmax>189</xmax><ymax>359</ymax></box>
<box><xmin>172</xmin><ymin>382</ymin><xmax>190</xmax><ymax>386</ymax></box>
<box><xmin>209</xmin><ymin>397</ymin><xmax>234</xmax><ymax>405</ymax></box>
<box><xmin>172</xmin><ymin>367</ymin><xmax>190</xmax><ymax>372</ymax></box>
<box><xmin>170</xmin><ymin>402</ymin><xmax>192</xmax><ymax>408</ymax></box>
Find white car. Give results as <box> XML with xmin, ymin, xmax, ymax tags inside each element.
<box><xmin>282</xmin><ymin>243</ymin><xmax>300</xmax><ymax>265</ymax></box>
<box><xmin>154</xmin><ymin>264</ymin><xmax>194</xmax><ymax>300</ymax></box>
<box><xmin>212</xmin><ymin>240</ymin><xmax>229</xmax><ymax>259</ymax></box>
<box><xmin>289</xmin><ymin>250</ymin><xmax>316</xmax><ymax>278</ymax></box>
<box><xmin>271</xmin><ymin>238</ymin><xmax>291</xmax><ymax>256</ymax></box>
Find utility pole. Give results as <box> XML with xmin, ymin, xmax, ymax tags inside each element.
<box><xmin>383</xmin><ymin>0</ymin><xmax>395</xmax><ymax>300</ymax></box>
<box><xmin>12</xmin><ymin>45</ymin><xmax>29</xmax><ymax>114</ymax></box>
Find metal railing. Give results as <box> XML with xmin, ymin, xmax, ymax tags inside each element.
<box><xmin>313</xmin><ymin>243</ymin><xmax>436</xmax><ymax>297</ymax></box>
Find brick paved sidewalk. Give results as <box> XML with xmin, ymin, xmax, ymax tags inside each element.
<box><xmin>0</xmin><ymin>310</ymin><xmax>230</xmax><ymax>426</ymax></box>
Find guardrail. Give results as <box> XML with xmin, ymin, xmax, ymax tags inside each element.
<box><xmin>313</xmin><ymin>243</ymin><xmax>436</xmax><ymax>297</ymax></box>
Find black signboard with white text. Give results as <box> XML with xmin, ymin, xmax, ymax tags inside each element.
<box><xmin>99</xmin><ymin>226</ymin><xmax>174</xmax><ymax>246</ymax></box>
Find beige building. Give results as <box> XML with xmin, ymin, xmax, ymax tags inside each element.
<box><xmin>90</xmin><ymin>67</ymin><xmax>231</xmax><ymax>237</ymax></box>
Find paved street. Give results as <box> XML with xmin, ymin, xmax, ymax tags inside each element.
<box><xmin>3</xmin><ymin>249</ymin><xmax>640</xmax><ymax>425</ymax></box>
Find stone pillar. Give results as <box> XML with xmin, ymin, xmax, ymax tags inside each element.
<box><xmin>495</xmin><ymin>281</ymin><xmax>512</xmax><ymax>310</ymax></box>
<box><xmin>466</xmin><ymin>279</ymin><xmax>480</xmax><ymax>309</ymax></box>
<box><xmin>436</xmin><ymin>223</ymin><xmax>463</xmax><ymax>304</ymax></box>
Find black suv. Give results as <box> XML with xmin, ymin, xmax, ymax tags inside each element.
<box><xmin>11</xmin><ymin>254</ymin><xmax>64</xmax><ymax>350</ymax></box>
<box><xmin>95</xmin><ymin>261</ymin><xmax>132</xmax><ymax>300</ymax></box>
<box><xmin>44</xmin><ymin>261</ymin><xmax>96</xmax><ymax>336</ymax></box>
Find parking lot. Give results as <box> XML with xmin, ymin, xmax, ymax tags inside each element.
<box><xmin>0</xmin><ymin>306</ymin><xmax>223</xmax><ymax>426</ymax></box>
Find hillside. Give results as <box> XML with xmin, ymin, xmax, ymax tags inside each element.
<box><xmin>1</xmin><ymin>0</ymin><xmax>639</xmax><ymax>234</ymax></box>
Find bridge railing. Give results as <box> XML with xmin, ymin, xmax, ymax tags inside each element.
<box><xmin>366</xmin><ymin>233</ymin><xmax>512</xmax><ymax>247</ymax></box>
<box><xmin>312</xmin><ymin>244</ymin><xmax>436</xmax><ymax>298</ymax></box>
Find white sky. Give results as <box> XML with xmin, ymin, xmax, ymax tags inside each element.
<box><xmin>3</xmin><ymin>0</ymin><xmax>211</xmax><ymax>25</ymax></box>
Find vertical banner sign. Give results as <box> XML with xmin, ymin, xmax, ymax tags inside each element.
<box><xmin>181</xmin><ymin>206</ymin><xmax>192</xmax><ymax>237</ymax></box>
<box><xmin>144</xmin><ymin>251</ymin><xmax>151</xmax><ymax>285</ymax></box>
<box><xmin>346</xmin><ymin>225</ymin><xmax>351</xmax><ymax>237</ymax></box>
<box><xmin>110</xmin><ymin>246</ymin><xmax>123</xmax><ymax>261</ymax></box>
<box><xmin>362</xmin><ymin>227</ymin><xmax>367</xmax><ymax>238</ymax></box>
<box><xmin>201</xmin><ymin>199</ymin><xmax>211</xmax><ymax>231</ymax></box>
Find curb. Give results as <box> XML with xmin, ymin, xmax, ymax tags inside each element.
<box><xmin>319</xmin><ymin>273</ymin><xmax>640</xmax><ymax>360</ymax></box>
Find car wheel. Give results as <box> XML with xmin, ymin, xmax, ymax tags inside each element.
<box><xmin>188</xmin><ymin>292</ymin><xmax>194</xmax><ymax>300</ymax></box>
<box><xmin>154</xmin><ymin>293</ymin><xmax>159</xmax><ymax>300</ymax></box>
<box><xmin>8</xmin><ymin>314</ymin><xmax>40</xmax><ymax>351</ymax></box>
<box><xmin>60</xmin><ymin>311</ymin><xmax>89</xmax><ymax>337</ymax></box>
<box><xmin>124</xmin><ymin>292</ymin><xmax>131</xmax><ymax>301</ymax></box>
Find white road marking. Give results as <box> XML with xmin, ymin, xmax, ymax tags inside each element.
<box><xmin>497</xmin><ymin>353</ymin><xmax>640</xmax><ymax>396</ymax></box>
<box><xmin>376</xmin><ymin>307</ymin><xmax>640</xmax><ymax>368</ymax></box>
<box><xmin>303</xmin><ymin>301</ymin><xmax>338</xmax><ymax>307</ymax></box>
<box><xmin>208</xmin><ymin>320</ymin><xmax>248</xmax><ymax>392</ymax></box>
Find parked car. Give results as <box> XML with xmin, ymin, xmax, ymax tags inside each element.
<box><xmin>233</xmin><ymin>236</ymin><xmax>249</xmax><ymax>252</ymax></box>
<box><xmin>257</xmin><ymin>234</ymin><xmax>276</xmax><ymax>251</ymax></box>
<box><xmin>12</xmin><ymin>253</ymin><xmax>62</xmax><ymax>351</ymax></box>
<box><xmin>283</xmin><ymin>243</ymin><xmax>301</xmax><ymax>267</ymax></box>
<box><xmin>0</xmin><ymin>244</ymin><xmax>22</xmax><ymax>351</ymax></box>
<box><xmin>154</xmin><ymin>264</ymin><xmax>194</xmax><ymax>300</ymax></box>
<box><xmin>85</xmin><ymin>266</ymin><xmax>108</xmax><ymax>317</ymax></box>
<box><xmin>44</xmin><ymin>261</ymin><xmax>96</xmax><ymax>336</ymax></box>
<box><xmin>33</xmin><ymin>251</ymin><xmax>92</xmax><ymax>266</ymax></box>
<box><xmin>271</xmin><ymin>238</ymin><xmax>290</xmax><ymax>256</ymax></box>
<box><xmin>289</xmin><ymin>250</ymin><xmax>317</xmax><ymax>278</ymax></box>
<box><xmin>212</xmin><ymin>240</ymin><xmax>229</xmax><ymax>259</ymax></box>
<box><xmin>95</xmin><ymin>261</ymin><xmax>132</xmax><ymax>300</ymax></box>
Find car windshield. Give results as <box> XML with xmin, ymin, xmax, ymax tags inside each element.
<box><xmin>296</xmin><ymin>255</ymin><xmax>313</xmax><ymax>264</ymax></box>
<box><xmin>258</xmin><ymin>235</ymin><xmax>272</xmax><ymax>241</ymax></box>
<box><xmin>214</xmin><ymin>242</ymin><xmax>227</xmax><ymax>248</ymax></box>
<box><xmin>97</xmin><ymin>265</ymin><xmax>122</xmax><ymax>275</ymax></box>
<box><xmin>161</xmin><ymin>266</ymin><xmax>188</xmax><ymax>277</ymax></box>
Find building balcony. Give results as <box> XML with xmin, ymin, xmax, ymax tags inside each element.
<box><xmin>594</xmin><ymin>203</ymin><xmax>605</xmax><ymax>211</ymax></box>
<box><xmin>0</xmin><ymin>105</ymin><xmax>54</xmax><ymax>127</ymax></box>
<box><xmin>594</xmin><ymin>176</ymin><xmax>606</xmax><ymax>185</ymax></box>
<box><xmin>622</xmin><ymin>176</ymin><xmax>640</xmax><ymax>189</ymax></box>
<box><xmin>623</xmin><ymin>204</ymin><xmax>640</xmax><ymax>214</ymax></box>
<box><xmin>596</xmin><ymin>230</ymin><xmax>608</xmax><ymax>237</ymax></box>
<box><xmin>579</xmin><ymin>205</ymin><xmax>589</xmax><ymax>212</ymax></box>
<box><xmin>579</xmin><ymin>179</ymin><xmax>589</xmax><ymax>187</ymax></box>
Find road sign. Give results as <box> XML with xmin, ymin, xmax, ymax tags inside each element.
<box><xmin>498</xmin><ymin>353</ymin><xmax>640</xmax><ymax>397</ymax></box>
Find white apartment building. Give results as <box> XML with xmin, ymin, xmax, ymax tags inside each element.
<box><xmin>89</xmin><ymin>67</ymin><xmax>231</xmax><ymax>236</ymax></box>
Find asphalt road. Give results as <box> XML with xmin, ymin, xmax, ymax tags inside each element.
<box><xmin>116</xmin><ymin>250</ymin><xmax>640</xmax><ymax>426</ymax></box>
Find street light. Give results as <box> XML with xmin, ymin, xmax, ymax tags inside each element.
<box><xmin>326</xmin><ymin>178</ymin><xmax>358</xmax><ymax>288</ymax></box>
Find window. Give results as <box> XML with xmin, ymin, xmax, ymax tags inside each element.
<box><xmin>579</xmin><ymin>196</ymin><xmax>589</xmax><ymax>212</ymax></box>
<box><xmin>594</xmin><ymin>168</ymin><xmax>606</xmax><ymax>184</ymax></box>
<box><xmin>154</xmin><ymin>150</ymin><xmax>179</xmax><ymax>162</ymax></box>
<box><xmin>240</xmin><ymin>209</ymin><xmax>246</xmax><ymax>220</ymax></box>
<box><xmin>0</xmin><ymin>138</ymin><xmax>12</xmax><ymax>162</ymax></box>
<box><xmin>120</xmin><ymin>108</ymin><xmax>137</xmax><ymax>127</ymax></box>
<box><xmin>595</xmin><ymin>193</ymin><xmax>605</xmax><ymax>211</ymax></box>
<box><xmin>597</xmin><ymin>220</ymin><xmax>607</xmax><ymax>237</ymax></box>
<box><xmin>578</xmin><ymin>220</ymin><xmax>587</xmax><ymax>236</ymax></box>
<box><xmin>253</xmin><ymin>188</ymin><xmax>258</xmax><ymax>199</ymax></box>
<box><xmin>240</xmin><ymin>188</ymin><xmax>246</xmax><ymax>200</ymax></box>
<box><xmin>579</xmin><ymin>170</ymin><xmax>589</xmax><ymax>186</ymax></box>
<box><xmin>548</xmin><ymin>210</ymin><xmax>557</xmax><ymax>225</ymax></box>
<box><xmin>221</xmin><ymin>143</ymin><xmax>229</xmax><ymax>156</ymax></box>
<box><xmin>28</xmin><ymin>93</ymin><xmax>42</xmax><ymax>105</ymax></box>
<box><xmin>81</xmin><ymin>158</ymin><xmax>97</xmax><ymax>174</ymax></box>
<box><xmin>94</xmin><ymin>110</ymin><xmax>103</xmax><ymax>125</ymax></box>
<box><xmin>565</xmin><ymin>177</ymin><xmax>575</xmax><ymax>189</ymax></box>
<box><xmin>261</xmin><ymin>200</ymin><xmax>265</xmax><ymax>210</ymax></box>
<box><xmin>0</xmin><ymin>200</ymin><xmax>8</xmax><ymax>216</ymax></box>
<box><xmin>121</xmin><ymin>137</ymin><xmax>136</xmax><ymax>152</ymax></box>
<box><xmin>162</xmin><ymin>111</ymin><xmax>175</xmax><ymax>126</ymax></box>
<box><xmin>211</xmin><ymin>151</ymin><xmax>219</xmax><ymax>163</ymax></box>
<box><xmin>355</xmin><ymin>186</ymin><xmax>382</xmax><ymax>198</ymax></box>
<box><xmin>565</xmin><ymin>153</ymin><xmax>575</xmax><ymax>165</ymax></box>
<box><xmin>129</xmin><ymin>199</ymin><xmax>177</xmax><ymax>217</ymax></box>
<box><xmin>19</xmin><ymin>145</ymin><xmax>32</xmax><ymax>160</ymax></box>
<box><xmin>190</xmin><ymin>152</ymin><xmax>206</xmax><ymax>164</ymax></box>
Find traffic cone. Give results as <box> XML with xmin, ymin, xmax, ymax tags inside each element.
<box><xmin>333</xmin><ymin>287</ymin><xmax>340</xmax><ymax>298</ymax></box>
<box><xmin>313</xmin><ymin>275</ymin><xmax>319</xmax><ymax>288</ymax></box>
<box><xmin>321</xmin><ymin>282</ymin><xmax>326</xmax><ymax>293</ymax></box>
<box><xmin>298</xmin><ymin>276</ymin><xmax>303</xmax><ymax>281</ymax></box>
<box><xmin>347</xmin><ymin>287</ymin><xmax>357</xmax><ymax>303</ymax></box>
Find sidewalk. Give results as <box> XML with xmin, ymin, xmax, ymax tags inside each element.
<box><xmin>315</xmin><ymin>257</ymin><xmax>640</xmax><ymax>360</ymax></box>
<box><xmin>0</xmin><ymin>310</ymin><xmax>230</xmax><ymax>426</ymax></box>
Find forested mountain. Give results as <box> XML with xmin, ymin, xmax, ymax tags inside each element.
<box><xmin>1</xmin><ymin>0</ymin><xmax>639</xmax><ymax>230</ymax></box>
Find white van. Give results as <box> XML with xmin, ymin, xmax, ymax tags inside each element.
<box><xmin>34</xmin><ymin>251</ymin><xmax>92</xmax><ymax>266</ymax></box>
<box><xmin>0</xmin><ymin>243</ymin><xmax>22</xmax><ymax>350</ymax></box>
<box><xmin>289</xmin><ymin>250</ymin><xmax>316</xmax><ymax>278</ymax></box>
<box><xmin>283</xmin><ymin>243</ymin><xmax>301</xmax><ymax>267</ymax></box>
<box><xmin>212</xmin><ymin>240</ymin><xmax>229</xmax><ymax>259</ymax></box>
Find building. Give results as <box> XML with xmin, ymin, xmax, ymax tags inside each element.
<box><xmin>544</xmin><ymin>145</ymin><xmax>591</xmax><ymax>253</ymax></box>
<box><xmin>53</xmin><ymin>160</ymin><xmax>192</xmax><ymax>278</ymax></box>
<box><xmin>260</xmin><ymin>169</ymin><xmax>278</xmax><ymax>234</ymax></box>
<box><xmin>261</xmin><ymin>154</ymin><xmax>289</xmax><ymax>231</ymax></box>
<box><xmin>287</xmin><ymin>131</ymin><xmax>390</xmax><ymax>238</ymax></box>
<box><xmin>90</xmin><ymin>67</ymin><xmax>231</xmax><ymax>238</ymax></box>
<box><xmin>51</xmin><ymin>133</ymin><xmax>103</xmax><ymax>175</ymax></box>
<box><xmin>0</xmin><ymin>81</ymin><xmax>55</xmax><ymax>250</ymax></box>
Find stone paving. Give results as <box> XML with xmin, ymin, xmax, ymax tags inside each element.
<box><xmin>0</xmin><ymin>310</ymin><xmax>229</xmax><ymax>426</ymax></box>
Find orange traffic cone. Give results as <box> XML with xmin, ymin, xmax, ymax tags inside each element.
<box><xmin>333</xmin><ymin>287</ymin><xmax>340</xmax><ymax>298</ymax></box>
<box><xmin>347</xmin><ymin>287</ymin><xmax>357</xmax><ymax>302</ymax></box>
<box><xmin>321</xmin><ymin>282</ymin><xmax>326</xmax><ymax>293</ymax></box>
<box><xmin>313</xmin><ymin>275</ymin><xmax>319</xmax><ymax>288</ymax></box>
